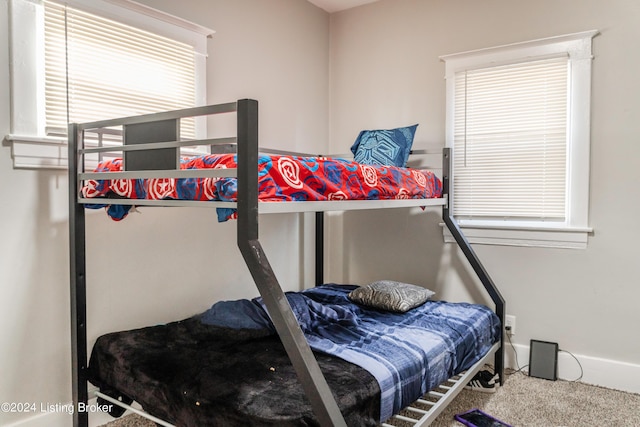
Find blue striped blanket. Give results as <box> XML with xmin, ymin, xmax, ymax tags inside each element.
<box><xmin>203</xmin><ymin>284</ymin><xmax>501</xmax><ymax>422</ymax></box>
<box><xmin>259</xmin><ymin>284</ymin><xmax>501</xmax><ymax>422</ymax></box>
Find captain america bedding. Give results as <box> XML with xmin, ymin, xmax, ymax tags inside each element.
<box><xmin>81</xmin><ymin>153</ymin><xmax>443</xmax><ymax>221</ymax></box>
<box><xmin>89</xmin><ymin>284</ymin><xmax>500</xmax><ymax>426</ymax></box>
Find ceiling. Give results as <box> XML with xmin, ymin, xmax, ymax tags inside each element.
<box><xmin>307</xmin><ymin>0</ymin><xmax>380</xmax><ymax>13</ymax></box>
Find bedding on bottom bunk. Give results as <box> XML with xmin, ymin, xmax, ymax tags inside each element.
<box><xmin>89</xmin><ymin>284</ymin><xmax>500</xmax><ymax>426</ymax></box>
<box><xmin>80</xmin><ymin>154</ymin><xmax>443</xmax><ymax>221</ymax></box>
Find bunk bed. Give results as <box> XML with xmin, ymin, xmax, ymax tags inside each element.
<box><xmin>68</xmin><ymin>99</ymin><xmax>505</xmax><ymax>427</ymax></box>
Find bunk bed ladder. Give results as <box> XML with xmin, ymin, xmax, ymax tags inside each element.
<box><xmin>235</xmin><ymin>99</ymin><xmax>348</xmax><ymax>427</ymax></box>
<box><xmin>441</xmin><ymin>147</ymin><xmax>506</xmax><ymax>385</ymax></box>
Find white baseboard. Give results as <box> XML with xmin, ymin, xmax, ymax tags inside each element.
<box><xmin>505</xmin><ymin>342</ymin><xmax>640</xmax><ymax>394</ymax></box>
<box><xmin>3</xmin><ymin>411</ymin><xmax>69</xmax><ymax>427</ymax></box>
<box><xmin>4</xmin><ymin>409</ymin><xmax>119</xmax><ymax>427</ymax></box>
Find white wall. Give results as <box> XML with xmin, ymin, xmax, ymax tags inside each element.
<box><xmin>2</xmin><ymin>0</ymin><xmax>639</xmax><ymax>425</ymax></box>
<box><xmin>0</xmin><ymin>0</ymin><xmax>329</xmax><ymax>425</ymax></box>
<box><xmin>328</xmin><ymin>0</ymin><xmax>640</xmax><ymax>391</ymax></box>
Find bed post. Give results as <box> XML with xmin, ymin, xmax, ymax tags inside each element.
<box><xmin>235</xmin><ymin>99</ymin><xmax>347</xmax><ymax>427</ymax></box>
<box><xmin>315</xmin><ymin>211</ymin><xmax>324</xmax><ymax>286</ymax></box>
<box><xmin>68</xmin><ymin>123</ymin><xmax>89</xmax><ymax>427</ymax></box>
<box><xmin>441</xmin><ymin>148</ymin><xmax>506</xmax><ymax>385</ymax></box>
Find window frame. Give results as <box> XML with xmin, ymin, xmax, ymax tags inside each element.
<box><xmin>440</xmin><ymin>30</ymin><xmax>598</xmax><ymax>249</ymax></box>
<box><xmin>6</xmin><ymin>0</ymin><xmax>213</xmax><ymax>169</ymax></box>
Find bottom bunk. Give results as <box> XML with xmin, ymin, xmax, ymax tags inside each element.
<box><xmin>89</xmin><ymin>283</ymin><xmax>501</xmax><ymax>427</ymax></box>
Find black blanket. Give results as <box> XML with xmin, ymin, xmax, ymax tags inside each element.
<box><xmin>89</xmin><ymin>316</ymin><xmax>380</xmax><ymax>426</ymax></box>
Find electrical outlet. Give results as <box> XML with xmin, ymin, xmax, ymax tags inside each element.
<box><xmin>505</xmin><ymin>315</ymin><xmax>516</xmax><ymax>335</ymax></box>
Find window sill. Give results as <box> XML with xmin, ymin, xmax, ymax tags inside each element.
<box><xmin>6</xmin><ymin>134</ymin><xmax>69</xmax><ymax>170</ymax></box>
<box><xmin>442</xmin><ymin>222</ymin><xmax>592</xmax><ymax>249</ymax></box>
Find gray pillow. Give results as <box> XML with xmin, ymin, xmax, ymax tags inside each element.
<box><xmin>348</xmin><ymin>280</ymin><xmax>435</xmax><ymax>313</ymax></box>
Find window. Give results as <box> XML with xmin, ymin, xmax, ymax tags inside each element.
<box><xmin>440</xmin><ymin>31</ymin><xmax>598</xmax><ymax>249</ymax></box>
<box><xmin>7</xmin><ymin>0</ymin><xmax>213</xmax><ymax>169</ymax></box>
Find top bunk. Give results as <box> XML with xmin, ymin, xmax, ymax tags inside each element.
<box><xmin>68</xmin><ymin>99</ymin><xmax>447</xmax><ymax>221</ymax></box>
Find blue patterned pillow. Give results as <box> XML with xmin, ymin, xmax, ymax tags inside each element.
<box><xmin>350</xmin><ymin>124</ymin><xmax>418</xmax><ymax>167</ymax></box>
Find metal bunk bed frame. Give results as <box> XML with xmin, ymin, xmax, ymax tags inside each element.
<box><xmin>68</xmin><ymin>99</ymin><xmax>505</xmax><ymax>427</ymax></box>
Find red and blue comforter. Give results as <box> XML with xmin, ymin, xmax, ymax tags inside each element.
<box><xmin>82</xmin><ymin>154</ymin><xmax>442</xmax><ymax>221</ymax></box>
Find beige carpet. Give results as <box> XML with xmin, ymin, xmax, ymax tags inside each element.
<box><xmin>101</xmin><ymin>370</ymin><xmax>640</xmax><ymax>426</ymax></box>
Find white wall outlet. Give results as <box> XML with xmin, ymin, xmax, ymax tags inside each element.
<box><xmin>505</xmin><ymin>315</ymin><xmax>516</xmax><ymax>335</ymax></box>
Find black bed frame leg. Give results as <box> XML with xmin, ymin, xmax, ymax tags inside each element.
<box><xmin>236</xmin><ymin>99</ymin><xmax>347</xmax><ymax>427</ymax></box>
<box><xmin>441</xmin><ymin>148</ymin><xmax>506</xmax><ymax>385</ymax></box>
<box><xmin>315</xmin><ymin>211</ymin><xmax>324</xmax><ymax>286</ymax></box>
<box><xmin>69</xmin><ymin>123</ymin><xmax>89</xmax><ymax>427</ymax></box>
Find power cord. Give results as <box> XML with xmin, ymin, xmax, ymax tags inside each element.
<box><xmin>559</xmin><ymin>348</ymin><xmax>584</xmax><ymax>382</ymax></box>
<box><xmin>504</xmin><ymin>328</ymin><xmax>528</xmax><ymax>375</ymax></box>
<box><xmin>503</xmin><ymin>328</ymin><xmax>584</xmax><ymax>381</ymax></box>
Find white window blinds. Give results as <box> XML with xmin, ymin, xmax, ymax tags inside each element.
<box><xmin>43</xmin><ymin>0</ymin><xmax>196</xmax><ymax>138</ymax></box>
<box><xmin>453</xmin><ymin>57</ymin><xmax>569</xmax><ymax>222</ymax></box>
